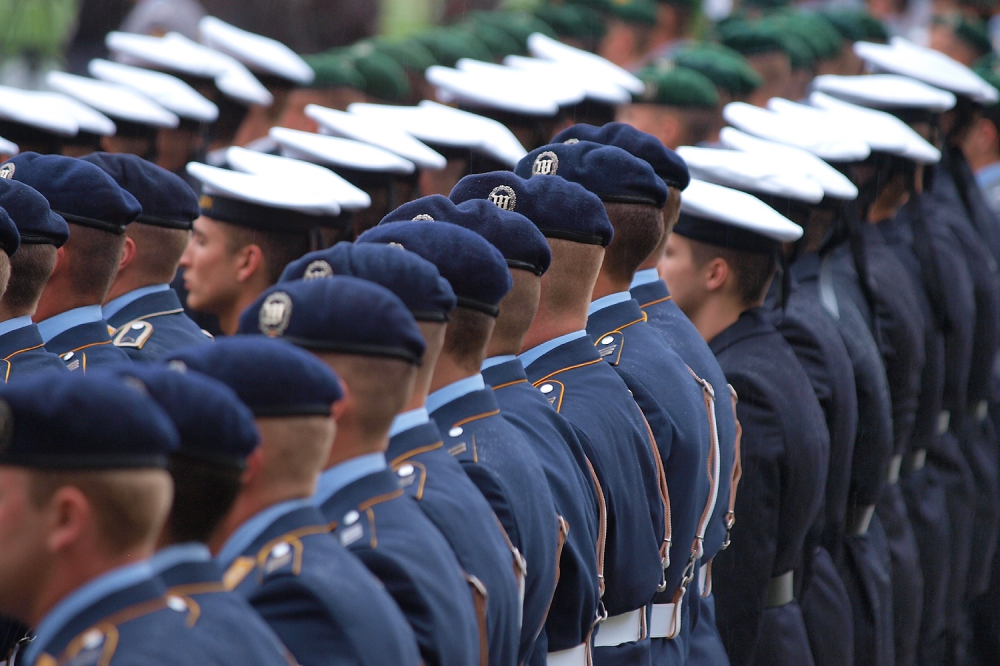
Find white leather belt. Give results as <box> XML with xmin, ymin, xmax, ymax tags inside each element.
<box><xmin>911</xmin><ymin>449</ymin><xmax>927</xmax><ymax>472</ymax></box>
<box><xmin>765</xmin><ymin>571</ymin><xmax>794</xmax><ymax>608</ymax></box>
<box><xmin>699</xmin><ymin>563</ymin><xmax>709</xmax><ymax>596</ymax></box>
<box><xmin>547</xmin><ymin>642</ymin><xmax>588</xmax><ymax>666</ymax></box>
<box><xmin>847</xmin><ymin>504</ymin><xmax>875</xmax><ymax>536</ymax></box>
<box><xmin>938</xmin><ymin>410</ymin><xmax>951</xmax><ymax>435</ymax></box>
<box><xmin>887</xmin><ymin>454</ymin><xmax>903</xmax><ymax>485</ymax></box>
<box><xmin>593</xmin><ymin>608</ymin><xmax>644</xmax><ymax>647</ymax></box>
<box><xmin>649</xmin><ymin>601</ymin><xmax>682</xmax><ymax>639</ymax></box>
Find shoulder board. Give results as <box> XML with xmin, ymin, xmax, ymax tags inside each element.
<box><xmin>200</xmin><ymin>329</ymin><xmax>215</xmax><ymax>340</ymax></box>
<box><xmin>594</xmin><ymin>332</ymin><xmax>624</xmax><ymax>366</ymax></box>
<box><xmin>393</xmin><ymin>461</ymin><xmax>427</xmax><ymax>499</ymax></box>
<box><xmin>113</xmin><ymin>320</ymin><xmax>154</xmax><ymax>349</ymax></box>
<box><xmin>223</xmin><ymin>556</ymin><xmax>257</xmax><ymax>590</ymax></box>
<box><xmin>255</xmin><ymin>536</ymin><xmax>305</xmax><ymax>578</ymax></box>
<box><xmin>532</xmin><ymin>379</ymin><xmax>566</xmax><ymax>412</ymax></box>
<box><xmin>0</xmin><ymin>358</ymin><xmax>10</xmax><ymax>383</ymax></box>
<box><xmin>60</xmin><ymin>350</ymin><xmax>82</xmax><ymax>372</ymax></box>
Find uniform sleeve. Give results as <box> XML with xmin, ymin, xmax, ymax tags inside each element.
<box><xmin>711</xmin><ymin>374</ymin><xmax>783</xmax><ymax>666</ymax></box>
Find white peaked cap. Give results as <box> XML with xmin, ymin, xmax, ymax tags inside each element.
<box><xmin>456</xmin><ymin>59</ymin><xmax>586</xmax><ymax>107</ymax></box>
<box><xmin>270</xmin><ymin>126</ymin><xmax>415</xmax><ymax>175</ymax></box>
<box><xmin>46</xmin><ymin>72</ymin><xmax>179</xmax><ymax>128</ymax></box>
<box><xmin>719</xmin><ymin>128</ymin><xmax>858</xmax><ymax>200</ymax></box>
<box><xmin>527</xmin><ymin>32</ymin><xmax>643</xmax><ymax>94</ymax></box>
<box><xmin>198</xmin><ymin>16</ymin><xmax>314</xmax><ymax>85</ymax></box>
<box><xmin>35</xmin><ymin>92</ymin><xmax>116</xmax><ymax>136</ymax></box>
<box><xmin>677</xmin><ymin>146</ymin><xmax>825</xmax><ymax>204</ymax></box>
<box><xmin>225</xmin><ymin>146</ymin><xmax>370</xmax><ymax>211</ymax></box>
<box><xmin>425</xmin><ymin>65</ymin><xmax>561</xmax><ymax>117</ymax></box>
<box><xmin>808</xmin><ymin>92</ymin><xmax>941</xmax><ymax>163</ymax></box>
<box><xmin>89</xmin><ymin>59</ymin><xmax>219</xmax><ymax>123</ymax></box>
<box><xmin>106</xmin><ymin>31</ymin><xmax>272</xmax><ymax>106</ymax></box>
<box><xmin>347</xmin><ymin>101</ymin><xmax>527</xmax><ymax>167</ymax></box>
<box><xmin>305</xmin><ymin>105</ymin><xmax>446</xmax><ymax>170</ymax></box>
<box><xmin>503</xmin><ymin>55</ymin><xmax>631</xmax><ymax>104</ymax></box>
<box><xmin>811</xmin><ymin>74</ymin><xmax>956</xmax><ymax>111</ymax></box>
<box><xmin>188</xmin><ymin>159</ymin><xmax>341</xmax><ymax>216</ymax></box>
<box><xmin>767</xmin><ymin>97</ymin><xmax>907</xmax><ymax>156</ymax></box>
<box><xmin>0</xmin><ymin>86</ymin><xmax>78</xmax><ymax>136</ymax></box>
<box><xmin>723</xmin><ymin>101</ymin><xmax>870</xmax><ymax>162</ymax></box>
<box><xmin>854</xmin><ymin>37</ymin><xmax>999</xmax><ymax>104</ymax></box>
<box><xmin>680</xmin><ymin>179</ymin><xmax>804</xmax><ymax>243</ymax></box>
<box><xmin>0</xmin><ymin>136</ymin><xmax>17</xmax><ymax>156</ymax></box>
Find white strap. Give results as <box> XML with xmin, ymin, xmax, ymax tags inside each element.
<box><xmin>547</xmin><ymin>642</ymin><xmax>589</xmax><ymax>666</ymax></box>
<box><xmin>699</xmin><ymin>563</ymin><xmax>710</xmax><ymax>597</ymax></box>
<box><xmin>593</xmin><ymin>608</ymin><xmax>644</xmax><ymax>647</ymax></box>
<box><xmin>513</xmin><ymin>547</ymin><xmax>526</xmax><ymax>630</ymax></box>
<box><xmin>887</xmin><ymin>454</ymin><xmax>903</xmax><ymax>485</ymax></box>
<box><xmin>649</xmin><ymin>601</ymin><xmax>683</xmax><ymax>639</ymax></box>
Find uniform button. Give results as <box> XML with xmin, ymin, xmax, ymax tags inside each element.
<box><xmin>449</xmin><ymin>427</ymin><xmax>463</xmax><ymax>437</ymax></box>
<box><xmin>343</xmin><ymin>510</ymin><xmax>360</xmax><ymax>526</ymax></box>
<box><xmin>82</xmin><ymin>629</ymin><xmax>103</xmax><ymax>649</ymax></box>
<box><xmin>61</xmin><ymin>351</ymin><xmax>74</xmax><ymax>361</ymax></box>
<box><xmin>601</xmin><ymin>336</ymin><xmax>614</xmax><ymax>345</ymax></box>
<box><xmin>397</xmin><ymin>464</ymin><xmax>415</xmax><ymax>478</ymax></box>
<box><xmin>271</xmin><ymin>542</ymin><xmax>291</xmax><ymax>558</ymax></box>
<box><xmin>166</xmin><ymin>595</ymin><xmax>187</xmax><ymax>612</ymax></box>
<box><xmin>539</xmin><ymin>384</ymin><xmax>554</xmax><ymax>394</ymax></box>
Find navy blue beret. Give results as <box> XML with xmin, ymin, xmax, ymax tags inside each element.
<box><xmin>0</xmin><ymin>201</ymin><xmax>18</xmax><ymax>256</ymax></box>
<box><xmin>514</xmin><ymin>140</ymin><xmax>669</xmax><ymax>208</ymax></box>
<box><xmin>1</xmin><ymin>153</ymin><xmax>141</xmax><ymax>234</ymax></box>
<box><xmin>450</xmin><ymin>170</ymin><xmax>614</xmax><ymax>248</ymax></box>
<box><xmin>238</xmin><ymin>276</ymin><xmax>426</xmax><ymax>364</ymax></box>
<box><xmin>0</xmin><ymin>372</ymin><xmax>179</xmax><ymax>470</ymax></box>
<box><xmin>381</xmin><ymin>195</ymin><xmax>551</xmax><ymax>276</ymax></box>
<box><xmin>0</xmin><ymin>178</ymin><xmax>67</xmax><ymax>247</ymax></box>
<box><xmin>279</xmin><ymin>241</ymin><xmax>457</xmax><ymax>322</ymax></box>
<box><xmin>104</xmin><ymin>366</ymin><xmax>259</xmax><ymax>468</ymax></box>
<box><xmin>164</xmin><ymin>337</ymin><xmax>344</xmax><ymax>418</ymax></box>
<box><xmin>82</xmin><ymin>153</ymin><xmax>200</xmax><ymax>230</ymax></box>
<box><xmin>358</xmin><ymin>219</ymin><xmax>512</xmax><ymax>317</ymax></box>
<box><xmin>552</xmin><ymin>122</ymin><xmax>691</xmax><ymax>191</ymax></box>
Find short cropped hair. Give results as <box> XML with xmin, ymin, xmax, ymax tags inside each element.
<box><xmin>318</xmin><ymin>354</ymin><xmax>416</xmax><ymax>445</ymax></box>
<box><xmin>603</xmin><ymin>202</ymin><xmax>664</xmax><ymax>282</ymax></box>
<box><xmin>66</xmin><ymin>224</ymin><xmax>127</xmax><ymax>302</ymax></box>
<box><xmin>688</xmin><ymin>239</ymin><xmax>776</xmax><ymax>307</ymax></box>
<box><xmin>4</xmin><ymin>244</ymin><xmax>57</xmax><ymax>313</ymax></box>
<box><xmin>442</xmin><ymin>307</ymin><xmax>495</xmax><ymax>372</ymax></box>
<box><xmin>128</xmin><ymin>224</ymin><xmax>191</xmax><ymax>285</ymax></box>
<box><xmin>224</xmin><ymin>226</ymin><xmax>312</xmax><ymax>286</ymax></box>
<box><xmin>165</xmin><ymin>454</ymin><xmax>243</xmax><ymax>544</ymax></box>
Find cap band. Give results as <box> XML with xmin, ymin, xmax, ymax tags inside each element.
<box><xmin>598</xmin><ymin>193</ymin><xmax>661</xmax><ymax>206</ymax></box>
<box><xmin>455</xmin><ymin>297</ymin><xmax>501</xmax><ymax>318</ymax></box>
<box><xmin>200</xmin><ymin>194</ymin><xmax>344</xmax><ymax>232</ymax></box>
<box><xmin>137</xmin><ymin>213</ymin><xmax>195</xmax><ymax>230</ymax></box>
<box><xmin>412</xmin><ymin>310</ymin><xmax>450</xmax><ymax>323</ymax></box>
<box><xmin>0</xmin><ymin>451</ymin><xmax>167</xmax><ymax>470</ymax></box>
<box><xmin>57</xmin><ymin>210</ymin><xmax>128</xmax><ymax>235</ymax></box>
<box><xmin>538</xmin><ymin>227</ymin><xmax>608</xmax><ymax>246</ymax></box>
<box><xmin>506</xmin><ymin>258</ymin><xmax>544</xmax><ymax>276</ymax></box>
<box><xmin>673</xmin><ymin>212</ymin><xmax>781</xmax><ymax>254</ymax></box>
<box><xmin>279</xmin><ymin>337</ymin><xmax>423</xmax><ymax>364</ymax></box>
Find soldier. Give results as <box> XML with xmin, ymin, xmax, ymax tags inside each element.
<box><xmin>618</xmin><ymin>64</ymin><xmax>720</xmax><ymax>150</ymax></box>
<box><xmin>3</xmin><ymin>152</ymin><xmax>139</xmax><ymax>369</ymax></box>
<box><xmin>358</xmin><ymin>212</ymin><xmax>561</xmax><ymax>665</ymax></box>
<box><xmin>449</xmin><ymin>172</ymin><xmax>605</xmax><ymax>666</ymax></box>
<box><xmin>165</xmin><ymin>336</ymin><xmax>422</xmax><ymax>666</ymax></box>
<box><xmin>179</xmin><ymin>162</ymin><xmax>340</xmax><ymax>335</ymax></box>
<box><xmin>280</xmin><ymin>241</ymin><xmax>522</xmax><ymax>666</ymax></box>
<box><xmin>513</xmin><ymin>139</ymin><xmax>712</xmax><ymax>666</ymax></box>
<box><xmin>237</xmin><ymin>277</ymin><xmax>482</xmax><ymax>666</ymax></box>
<box><xmin>0</xmin><ymin>371</ymin><xmax>219</xmax><ymax>666</ymax></box>
<box><xmin>660</xmin><ymin>179</ymin><xmax>828</xmax><ymax>666</ymax></box>
<box><xmin>80</xmin><ymin>153</ymin><xmax>212</xmax><ymax>360</ymax></box>
<box><xmin>0</xmin><ymin>178</ymin><xmax>67</xmax><ymax>379</ymax></box>
<box><xmin>108</xmin><ymin>365</ymin><xmax>293</xmax><ymax>666</ymax></box>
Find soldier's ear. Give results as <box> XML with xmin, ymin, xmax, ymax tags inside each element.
<box><xmin>703</xmin><ymin>257</ymin><xmax>729</xmax><ymax>293</ymax></box>
<box><xmin>118</xmin><ymin>236</ymin><xmax>137</xmax><ymax>273</ymax></box>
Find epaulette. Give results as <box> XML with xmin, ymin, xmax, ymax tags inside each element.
<box><xmin>532</xmin><ymin>378</ymin><xmax>566</xmax><ymax>412</ymax></box>
<box><xmin>0</xmin><ymin>358</ymin><xmax>10</xmax><ymax>383</ymax></box>
<box><xmin>200</xmin><ymin>329</ymin><xmax>215</xmax><ymax>340</ymax></box>
<box><xmin>113</xmin><ymin>320</ymin><xmax>154</xmax><ymax>349</ymax></box>
<box><xmin>393</xmin><ymin>460</ymin><xmax>428</xmax><ymax>499</ymax></box>
<box><xmin>594</xmin><ymin>331</ymin><xmax>625</xmax><ymax>366</ymax></box>
<box><xmin>60</xmin><ymin>350</ymin><xmax>82</xmax><ymax>372</ymax></box>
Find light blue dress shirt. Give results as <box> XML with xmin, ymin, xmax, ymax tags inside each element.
<box><xmin>588</xmin><ymin>291</ymin><xmax>632</xmax><ymax>316</ymax></box>
<box><xmin>36</xmin><ymin>305</ymin><xmax>105</xmax><ymax>343</ymax></box>
<box><xmin>312</xmin><ymin>453</ymin><xmax>388</xmax><ymax>507</ymax></box>
<box><xmin>149</xmin><ymin>542</ymin><xmax>212</xmax><ymax>577</ymax></box>
<box><xmin>0</xmin><ymin>315</ymin><xmax>33</xmax><ymax>338</ymax></box>
<box><xmin>481</xmin><ymin>355</ymin><xmax>517</xmax><ymax>372</ymax></box>
<box><xmin>389</xmin><ymin>407</ymin><xmax>431</xmax><ymax>438</ymax></box>
<box><xmin>517</xmin><ymin>330</ymin><xmax>588</xmax><ymax>370</ymax></box>
<box><xmin>216</xmin><ymin>499</ymin><xmax>310</xmax><ymax>568</ymax></box>
<box><xmin>630</xmin><ymin>268</ymin><xmax>661</xmax><ymax>289</ymax></box>
<box><xmin>425</xmin><ymin>374</ymin><xmax>486</xmax><ymax>415</ymax></box>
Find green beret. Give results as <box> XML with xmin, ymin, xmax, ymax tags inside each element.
<box><xmin>933</xmin><ymin>13</ymin><xmax>993</xmax><ymax>57</ymax></box>
<box><xmin>819</xmin><ymin>9</ymin><xmax>889</xmax><ymax>43</ymax></box>
<box><xmin>634</xmin><ymin>63</ymin><xmax>721</xmax><ymax>107</ymax></box>
<box><xmin>719</xmin><ymin>20</ymin><xmax>788</xmax><ymax>56</ymax></box>
<box><xmin>414</xmin><ymin>28</ymin><xmax>495</xmax><ymax>67</ymax></box>
<box><xmin>533</xmin><ymin>3</ymin><xmax>607</xmax><ymax>40</ymax></box>
<box><xmin>370</xmin><ymin>38</ymin><xmax>438</xmax><ymax>72</ymax></box>
<box><xmin>470</xmin><ymin>10</ymin><xmax>557</xmax><ymax>49</ymax></box>
<box><xmin>974</xmin><ymin>54</ymin><xmax>1000</xmax><ymax>108</ymax></box>
<box><xmin>770</xmin><ymin>11</ymin><xmax>843</xmax><ymax>61</ymax></box>
<box><xmin>605</xmin><ymin>0</ymin><xmax>658</xmax><ymax>25</ymax></box>
<box><xmin>462</xmin><ymin>19</ymin><xmax>524</xmax><ymax>57</ymax></box>
<box><xmin>337</xmin><ymin>43</ymin><xmax>411</xmax><ymax>102</ymax></box>
<box><xmin>673</xmin><ymin>43</ymin><xmax>762</xmax><ymax>96</ymax></box>
<box><xmin>741</xmin><ymin>0</ymin><xmax>789</xmax><ymax>9</ymax></box>
<box><xmin>302</xmin><ymin>53</ymin><xmax>365</xmax><ymax>90</ymax></box>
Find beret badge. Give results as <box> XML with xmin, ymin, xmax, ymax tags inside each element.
<box><xmin>411</xmin><ymin>214</ymin><xmax>434</xmax><ymax>221</ymax></box>
<box><xmin>532</xmin><ymin>151</ymin><xmax>559</xmax><ymax>176</ymax></box>
<box><xmin>487</xmin><ymin>185</ymin><xmax>517</xmax><ymax>211</ymax></box>
<box><xmin>303</xmin><ymin>260</ymin><xmax>334</xmax><ymax>280</ymax></box>
<box><xmin>259</xmin><ymin>292</ymin><xmax>293</xmax><ymax>338</ymax></box>
<box><xmin>0</xmin><ymin>164</ymin><xmax>13</xmax><ymax>180</ymax></box>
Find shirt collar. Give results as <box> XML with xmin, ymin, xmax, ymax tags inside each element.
<box><xmin>389</xmin><ymin>407</ymin><xmax>430</xmax><ymax>438</ymax></box>
<box><xmin>102</xmin><ymin>284</ymin><xmax>171</xmax><ymax>321</ymax></box>
<box><xmin>518</xmin><ymin>330</ymin><xmax>588</xmax><ymax>370</ymax></box>
<box><xmin>426</xmin><ymin>374</ymin><xmax>486</xmax><ymax>415</ymax></box>
<box><xmin>25</xmin><ymin>561</ymin><xmax>154</xmax><ymax>665</ymax></box>
<box><xmin>215</xmin><ymin>498</ymin><xmax>309</xmax><ymax>568</ymax></box>
<box><xmin>0</xmin><ymin>315</ymin><xmax>34</xmax><ymax>338</ymax></box>
<box><xmin>630</xmin><ymin>268</ymin><xmax>661</xmax><ymax>289</ymax></box>
<box><xmin>588</xmin><ymin>291</ymin><xmax>632</xmax><ymax>316</ymax></box>
<box><xmin>312</xmin><ymin>453</ymin><xmax>387</xmax><ymax>507</ymax></box>
<box><xmin>976</xmin><ymin>161</ymin><xmax>1000</xmax><ymax>190</ymax></box>
<box><xmin>481</xmin><ymin>355</ymin><xmax>517</xmax><ymax>371</ymax></box>
<box><xmin>36</xmin><ymin>305</ymin><xmax>105</xmax><ymax>343</ymax></box>
<box><xmin>149</xmin><ymin>542</ymin><xmax>212</xmax><ymax>577</ymax></box>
